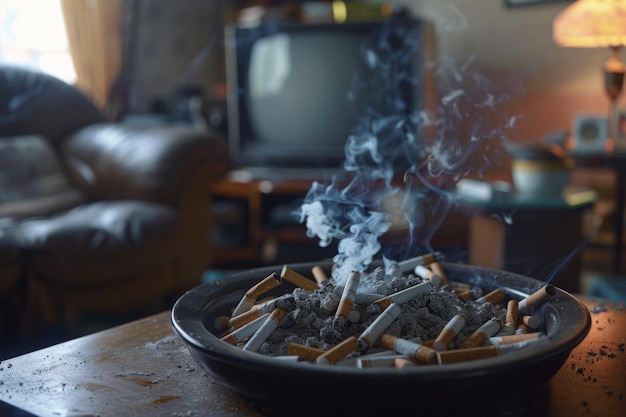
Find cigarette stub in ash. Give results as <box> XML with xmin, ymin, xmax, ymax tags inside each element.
<box><xmin>428</xmin><ymin>261</ymin><xmax>449</xmax><ymax>285</ymax></box>
<box><xmin>280</xmin><ymin>265</ymin><xmax>320</xmax><ymax>292</ymax></box>
<box><xmin>228</xmin><ymin>298</ymin><xmax>277</xmax><ymax>331</ymax></box>
<box><xmin>221</xmin><ymin>312</ymin><xmax>270</xmax><ymax>345</ymax></box>
<box><xmin>358</xmin><ymin>303</ymin><xmax>402</xmax><ymax>350</ymax></box>
<box><xmin>520</xmin><ymin>314</ymin><xmax>541</xmax><ymax>329</ymax></box>
<box><xmin>488</xmin><ymin>332</ymin><xmax>541</xmax><ymax>346</ymax></box>
<box><xmin>335</xmin><ymin>271</ymin><xmax>361</xmax><ymax>321</ymax></box>
<box><xmin>242</xmin><ymin>307</ymin><xmax>288</xmax><ymax>352</ymax></box>
<box><xmin>393</xmin><ymin>357</ymin><xmax>418</xmax><ymax>368</ymax></box>
<box><xmin>231</xmin><ymin>272</ymin><xmax>282</xmax><ymax>316</ymax></box>
<box><xmin>433</xmin><ymin>314</ymin><xmax>466</xmax><ymax>351</ymax></box>
<box><xmin>381</xmin><ymin>334</ymin><xmax>438</xmax><ymax>364</ymax></box>
<box><xmin>460</xmin><ymin>318</ymin><xmax>502</xmax><ymax>349</ymax></box>
<box><xmin>373</xmin><ymin>276</ymin><xmax>439</xmax><ymax>310</ymax></box>
<box><xmin>357</xmin><ymin>355</ymin><xmax>405</xmax><ymax>368</ymax></box>
<box><xmin>316</xmin><ymin>336</ymin><xmax>359</xmax><ymax>365</ymax></box>
<box><xmin>475</xmin><ymin>288</ymin><xmax>505</xmax><ymax>305</ymax></box>
<box><xmin>397</xmin><ymin>251</ymin><xmax>444</xmax><ymax>272</ymax></box>
<box><xmin>311</xmin><ymin>265</ymin><xmax>328</xmax><ymax>284</ymax></box>
<box><xmin>518</xmin><ymin>285</ymin><xmax>556</xmax><ymax>315</ymax></box>
<box><xmin>414</xmin><ymin>265</ymin><xmax>443</xmax><ymax>286</ymax></box>
<box><xmin>501</xmin><ymin>299</ymin><xmax>519</xmax><ymax>335</ymax></box>
<box><xmin>437</xmin><ymin>345</ymin><xmax>500</xmax><ymax>365</ymax></box>
<box><xmin>287</xmin><ymin>343</ymin><xmax>325</xmax><ymax>362</ymax></box>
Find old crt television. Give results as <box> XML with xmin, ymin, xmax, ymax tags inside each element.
<box><xmin>225</xmin><ymin>9</ymin><xmax>429</xmax><ymax>179</ymax></box>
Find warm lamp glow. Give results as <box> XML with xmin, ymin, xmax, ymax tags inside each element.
<box><xmin>553</xmin><ymin>0</ymin><xmax>626</xmax><ymax>47</ymax></box>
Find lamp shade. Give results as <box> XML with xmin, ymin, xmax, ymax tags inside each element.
<box><xmin>553</xmin><ymin>0</ymin><xmax>626</xmax><ymax>48</ymax></box>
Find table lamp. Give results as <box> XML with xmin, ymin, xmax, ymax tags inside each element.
<box><xmin>553</xmin><ymin>0</ymin><xmax>626</xmax><ymax>150</ymax></box>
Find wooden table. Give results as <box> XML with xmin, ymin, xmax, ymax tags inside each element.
<box><xmin>0</xmin><ymin>297</ymin><xmax>624</xmax><ymax>417</ymax></box>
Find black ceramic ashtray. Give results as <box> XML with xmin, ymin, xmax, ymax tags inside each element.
<box><xmin>171</xmin><ymin>261</ymin><xmax>590</xmax><ymax>415</ymax></box>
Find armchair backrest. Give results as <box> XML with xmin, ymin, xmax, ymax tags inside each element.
<box><xmin>0</xmin><ymin>65</ymin><xmax>105</xmax><ymax>147</ymax></box>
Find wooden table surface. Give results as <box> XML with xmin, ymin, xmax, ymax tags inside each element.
<box><xmin>0</xmin><ymin>296</ymin><xmax>624</xmax><ymax>417</ymax></box>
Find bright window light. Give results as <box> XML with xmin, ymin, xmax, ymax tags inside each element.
<box><xmin>0</xmin><ymin>0</ymin><xmax>76</xmax><ymax>83</ymax></box>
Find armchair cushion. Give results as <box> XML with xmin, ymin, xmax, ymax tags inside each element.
<box><xmin>0</xmin><ymin>135</ymin><xmax>84</xmax><ymax>220</ymax></box>
<box><xmin>11</xmin><ymin>200</ymin><xmax>179</xmax><ymax>288</ymax></box>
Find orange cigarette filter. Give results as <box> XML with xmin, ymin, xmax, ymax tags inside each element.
<box><xmin>335</xmin><ymin>271</ymin><xmax>360</xmax><ymax>320</ymax></box>
<box><xmin>381</xmin><ymin>334</ymin><xmax>439</xmax><ymax>364</ymax></box>
<box><xmin>437</xmin><ymin>345</ymin><xmax>500</xmax><ymax>365</ymax></box>
<box><xmin>316</xmin><ymin>336</ymin><xmax>359</xmax><ymax>365</ymax></box>
<box><xmin>231</xmin><ymin>272</ymin><xmax>282</xmax><ymax>316</ymax></box>
<box><xmin>459</xmin><ymin>318</ymin><xmax>502</xmax><ymax>349</ymax></box>
<box><xmin>428</xmin><ymin>261</ymin><xmax>449</xmax><ymax>286</ymax></box>
<box><xmin>502</xmin><ymin>299</ymin><xmax>519</xmax><ymax>334</ymax></box>
<box><xmin>280</xmin><ymin>265</ymin><xmax>320</xmax><ymax>292</ymax></box>
<box><xmin>454</xmin><ymin>288</ymin><xmax>473</xmax><ymax>301</ymax></box>
<box><xmin>287</xmin><ymin>343</ymin><xmax>325</xmax><ymax>362</ymax></box>
<box><xmin>433</xmin><ymin>314</ymin><xmax>466</xmax><ymax>351</ymax></box>
<box><xmin>519</xmin><ymin>314</ymin><xmax>541</xmax><ymax>329</ymax></box>
<box><xmin>489</xmin><ymin>332</ymin><xmax>540</xmax><ymax>345</ymax></box>
<box><xmin>475</xmin><ymin>288</ymin><xmax>506</xmax><ymax>304</ymax></box>
<box><xmin>394</xmin><ymin>357</ymin><xmax>418</xmax><ymax>368</ymax></box>
<box><xmin>518</xmin><ymin>285</ymin><xmax>556</xmax><ymax>315</ymax></box>
<box><xmin>311</xmin><ymin>265</ymin><xmax>329</xmax><ymax>284</ymax></box>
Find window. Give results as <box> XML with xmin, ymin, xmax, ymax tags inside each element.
<box><xmin>0</xmin><ymin>0</ymin><xmax>75</xmax><ymax>83</ymax></box>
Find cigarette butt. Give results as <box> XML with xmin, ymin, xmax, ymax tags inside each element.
<box><xmin>460</xmin><ymin>318</ymin><xmax>502</xmax><ymax>349</ymax></box>
<box><xmin>437</xmin><ymin>345</ymin><xmax>500</xmax><ymax>364</ymax></box>
<box><xmin>287</xmin><ymin>343</ymin><xmax>325</xmax><ymax>362</ymax></box>
<box><xmin>393</xmin><ymin>357</ymin><xmax>419</xmax><ymax>368</ymax></box>
<box><xmin>433</xmin><ymin>314</ymin><xmax>466</xmax><ymax>351</ymax></box>
<box><xmin>231</xmin><ymin>272</ymin><xmax>282</xmax><ymax>316</ymax></box>
<box><xmin>243</xmin><ymin>307</ymin><xmax>288</xmax><ymax>352</ymax></box>
<box><xmin>357</xmin><ymin>355</ymin><xmax>403</xmax><ymax>368</ymax></box>
<box><xmin>455</xmin><ymin>288</ymin><xmax>473</xmax><ymax>301</ymax></box>
<box><xmin>381</xmin><ymin>334</ymin><xmax>438</xmax><ymax>364</ymax></box>
<box><xmin>280</xmin><ymin>265</ymin><xmax>320</xmax><ymax>292</ymax></box>
<box><xmin>335</xmin><ymin>271</ymin><xmax>360</xmax><ymax>320</ymax></box>
<box><xmin>518</xmin><ymin>285</ymin><xmax>556</xmax><ymax>315</ymax></box>
<box><xmin>373</xmin><ymin>278</ymin><xmax>437</xmax><ymax>310</ymax></box>
<box><xmin>228</xmin><ymin>298</ymin><xmax>276</xmax><ymax>330</ymax></box>
<box><xmin>520</xmin><ymin>315</ymin><xmax>541</xmax><ymax>329</ymax></box>
<box><xmin>429</xmin><ymin>261</ymin><xmax>449</xmax><ymax>285</ymax></box>
<box><xmin>488</xmin><ymin>332</ymin><xmax>540</xmax><ymax>346</ymax></box>
<box><xmin>220</xmin><ymin>313</ymin><xmax>270</xmax><ymax>345</ymax></box>
<box><xmin>311</xmin><ymin>265</ymin><xmax>329</xmax><ymax>283</ymax></box>
<box><xmin>358</xmin><ymin>303</ymin><xmax>402</xmax><ymax>349</ymax></box>
<box><xmin>515</xmin><ymin>323</ymin><xmax>532</xmax><ymax>334</ymax></box>
<box><xmin>448</xmin><ymin>281</ymin><xmax>472</xmax><ymax>290</ymax></box>
<box><xmin>214</xmin><ymin>315</ymin><xmax>230</xmax><ymax>330</ymax></box>
<box><xmin>475</xmin><ymin>288</ymin><xmax>506</xmax><ymax>304</ymax></box>
<box><xmin>316</xmin><ymin>336</ymin><xmax>359</xmax><ymax>365</ymax></box>
<box><xmin>397</xmin><ymin>252</ymin><xmax>444</xmax><ymax>271</ymax></box>
<box><xmin>414</xmin><ymin>265</ymin><xmax>443</xmax><ymax>287</ymax></box>
<box><xmin>502</xmin><ymin>299</ymin><xmax>519</xmax><ymax>335</ymax></box>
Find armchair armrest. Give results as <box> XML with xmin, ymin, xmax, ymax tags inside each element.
<box><xmin>61</xmin><ymin>123</ymin><xmax>231</xmax><ymax>205</ymax></box>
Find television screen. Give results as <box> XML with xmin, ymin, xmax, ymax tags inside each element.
<box><xmin>226</xmin><ymin>15</ymin><xmax>427</xmax><ymax>179</ymax></box>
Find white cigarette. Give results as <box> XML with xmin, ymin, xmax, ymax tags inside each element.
<box><xmin>374</xmin><ymin>277</ymin><xmax>439</xmax><ymax>309</ymax></box>
<box><xmin>397</xmin><ymin>252</ymin><xmax>445</xmax><ymax>272</ymax></box>
<box><xmin>358</xmin><ymin>303</ymin><xmax>402</xmax><ymax>350</ymax></box>
<box><xmin>518</xmin><ymin>285</ymin><xmax>556</xmax><ymax>315</ymax></box>
<box><xmin>460</xmin><ymin>318</ymin><xmax>501</xmax><ymax>348</ymax></box>
<box><xmin>335</xmin><ymin>271</ymin><xmax>360</xmax><ymax>320</ymax></box>
<box><xmin>231</xmin><ymin>272</ymin><xmax>281</xmax><ymax>316</ymax></box>
<box><xmin>433</xmin><ymin>314</ymin><xmax>466</xmax><ymax>351</ymax></box>
<box><xmin>414</xmin><ymin>265</ymin><xmax>443</xmax><ymax>287</ymax></box>
<box><xmin>242</xmin><ymin>308</ymin><xmax>288</xmax><ymax>352</ymax></box>
<box><xmin>357</xmin><ymin>355</ymin><xmax>406</xmax><ymax>368</ymax></box>
<box><xmin>220</xmin><ymin>312</ymin><xmax>270</xmax><ymax>345</ymax></box>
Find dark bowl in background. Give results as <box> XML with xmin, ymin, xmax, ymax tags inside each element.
<box><xmin>171</xmin><ymin>261</ymin><xmax>590</xmax><ymax>415</ymax></box>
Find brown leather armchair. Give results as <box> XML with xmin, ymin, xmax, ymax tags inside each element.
<box><xmin>0</xmin><ymin>65</ymin><xmax>231</xmax><ymax>337</ymax></box>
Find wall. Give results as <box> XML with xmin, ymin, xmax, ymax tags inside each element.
<box><xmin>395</xmin><ymin>0</ymin><xmax>614</xmax><ymax>142</ymax></box>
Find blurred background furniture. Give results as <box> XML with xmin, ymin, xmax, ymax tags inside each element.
<box><xmin>0</xmin><ymin>65</ymin><xmax>231</xmax><ymax>341</ymax></box>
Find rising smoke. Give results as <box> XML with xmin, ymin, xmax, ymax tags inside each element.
<box><xmin>297</xmin><ymin>14</ymin><xmax>518</xmax><ymax>286</ymax></box>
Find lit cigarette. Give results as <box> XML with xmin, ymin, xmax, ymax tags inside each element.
<box><xmin>357</xmin><ymin>355</ymin><xmax>405</xmax><ymax>368</ymax></box>
<box><xmin>358</xmin><ymin>303</ymin><xmax>402</xmax><ymax>350</ymax></box>
<box><xmin>414</xmin><ymin>265</ymin><xmax>444</xmax><ymax>286</ymax></box>
<box><xmin>460</xmin><ymin>318</ymin><xmax>502</xmax><ymax>349</ymax></box>
<box><xmin>397</xmin><ymin>251</ymin><xmax>445</xmax><ymax>272</ymax></box>
<box><xmin>373</xmin><ymin>277</ymin><xmax>439</xmax><ymax>310</ymax></box>
<box><xmin>429</xmin><ymin>261</ymin><xmax>449</xmax><ymax>285</ymax></box>
<box><xmin>243</xmin><ymin>307</ymin><xmax>289</xmax><ymax>352</ymax></box>
<box><xmin>475</xmin><ymin>288</ymin><xmax>505</xmax><ymax>304</ymax></box>
<box><xmin>280</xmin><ymin>265</ymin><xmax>320</xmax><ymax>292</ymax></box>
<box><xmin>228</xmin><ymin>298</ymin><xmax>277</xmax><ymax>331</ymax></box>
<box><xmin>520</xmin><ymin>314</ymin><xmax>541</xmax><ymax>329</ymax></box>
<box><xmin>502</xmin><ymin>299</ymin><xmax>519</xmax><ymax>335</ymax></box>
<box><xmin>433</xmin><ymin>314</ymin><xmax>466</xmax><ymax>351</ymax></box>
<box><xmin>381</xmin><ymin>334</ymin><xmax>439</xmax><ymax>364</ymax></box>
<box><xmin>231</xmin><ymin>272</ymin><xmax>282</xmax><ymax>316</ymax></box>
<box><xmin>287</xmin><ymin>343</ymin><xmax>325</xmax><ymax>362</ymax></box>
<box><xmin>488</xmin><ymin>332</ymin><xmax>541</xmax><ymax>346</ymax></box>
<box><xmin>316</xmin><ymin>336</ymin><xmax>359</xmax><ymax>365</ymax></box>
<box><xmin>311</xmin><ymin>265</ymin><xmax>329</xmax><ymax>283</ymax></box>
<box><xmin>335</xmin><ymin>271</ymin><xmax>361</xmax><ymax>321</ymax></box>
<box><xmin>220</xmin><ymin>312</ymin><xmax>270</xmax><ymax>345</ymax></box>
<box><xmin>518</xmin><ymin>285</ymin><xmax>556</xmax><ymax>315</ymax></box>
